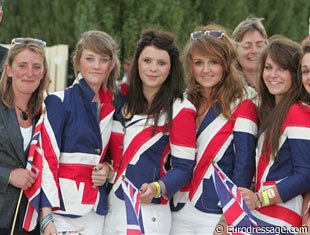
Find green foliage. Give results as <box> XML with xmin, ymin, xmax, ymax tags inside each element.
<box><xmin>1</xmin><ymin>0</ymin><xmax>309</xmax><ymax>71</ymax></box>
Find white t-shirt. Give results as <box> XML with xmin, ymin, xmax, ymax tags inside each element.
<box><xmin>20</xmin><ymin>126</ymin><xmax>32</xmax><ymax>151</ymax></box>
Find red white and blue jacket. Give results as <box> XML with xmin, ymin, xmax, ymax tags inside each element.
<box><xmin>172</xmin><ymin>99</ymin><xmax>258</xmax><ymax>213</ymax></box>
<box><xmin>40</xmin><ymin>75</ymin><xmax>115</xmax><ymax>217</ymax></box>
<box><xmin>108</xmin><ymin>93</ymin><xmax>196</xmax><ymax>204</ymax></box>
<box><xmin>253</xmin><ymin>102</ymin><xmax>310</xmax><ymax>228</ymax></box>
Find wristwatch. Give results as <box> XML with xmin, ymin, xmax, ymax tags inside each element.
<box><xmin>255</xmin><ymin>192</ymin><xmax>263</xmax><ymax>209</ymax></box>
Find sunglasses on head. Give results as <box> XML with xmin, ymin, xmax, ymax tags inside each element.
<box><xmin>11</xmin><ymin>37</ymin><xmax>46</xmax><ymax>47</ymax></box>
<box><xmin>190</xmin><ymin>30</ymin><xmax>225</xmax><ymax>40</ymax></box>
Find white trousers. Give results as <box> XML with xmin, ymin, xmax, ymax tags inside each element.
<box><xmin>53</xmin><ymin>210</ymin><xmax>105</xmax><ymax>235</ymax></box>
<box><xmin>103</xmin><ymin>191</ymin><xmax>171</xmax><ymax>235</ymax></box>
<box><xmin>170</xmin><ymin>201</ymin><xmax>221</xmax><ymax>235</ymax></box>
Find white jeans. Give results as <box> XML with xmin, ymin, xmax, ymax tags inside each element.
<box><xmin>170</xmin><ymin>201</ymin><xmax>221</xmax><ymax>235</ymax></box>
<box><xmin>103</xmin><ymin>191</ymin><xmax>171</xmax><ymax>235</ymax></box>
<box><xmin>53</xmin><ymin>210</ymin><xmax>105</xmax><ymax>235</ymax></box>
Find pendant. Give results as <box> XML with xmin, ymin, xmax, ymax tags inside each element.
<box><xmin>20</xmin><ymin>111</ymin><xmax>28</xmax><ymax>121</ymax></box>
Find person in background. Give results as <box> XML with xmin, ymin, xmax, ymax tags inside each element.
<box><xmin>239</xmin><ymin>36</ymin><xmax>310</xmax><ymax>232</ymax></box>
<box><xmin>301</xmin><ymin>35</ymin><xmax>310</xmax><ymax>48</ymax></box>
<box><xmin>117</xmin><ymin>58</ymin><xmax>131</xmax><ymax>95</ymax></box>
<box><xmin>0</xmin><ymin>38</ymin><xmax>49</xmax><ymax>234</ymax></box>
<box><xmin>0</xmin><ymin>0</ymin><xmax>9</xmax><ymax>74</ymax></box>
<box><xmin>232</xmin><ymin>17</ymin><xmax>268</xmax><ymax>93</ymax></box>
<box><xmin>298</xmin><ymin>40</ymin><xmax>310</xmax><ymax>235</ymax></box>
<box><xmin>39</xmin><ymin>30</ymin><xmax>119</xmax><ymax>235</ymax></box>
<box><xmin>170</xmin><ymin>24</ymin><xmax>258</xmax><ymax>235</ymax></box>
<box><xmin>119</xmin><ymin>58</ymin><xmax>131</xmax><ymax>85</ymax></box>
<box><xmin>103</xmin><ymin>29</ymin><xmax>196</xmax><ymax>235</ymax></box>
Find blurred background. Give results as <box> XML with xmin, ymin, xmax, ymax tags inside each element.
<box><xmin>1</xmin><ymin>0</ymin><xmax>309</xmax><ymax>89</ymax></box>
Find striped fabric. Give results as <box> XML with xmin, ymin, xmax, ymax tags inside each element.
<box><xmin>23</xmin><ymin>75</ymin><xmax>115</xmax><ymax>230</ymax></box>
<box><xmin>254</xmin><ymin>103</ymin><xmax>310</xmax><ymax>229</ymax></box>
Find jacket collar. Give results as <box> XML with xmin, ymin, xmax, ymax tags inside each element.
<box><xmin>0</xmin><ymin>101</ymin><xmax>26</xmax><ymax>165</ymax></box>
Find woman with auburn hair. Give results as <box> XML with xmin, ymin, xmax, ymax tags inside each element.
<box><xmin>170</xmin><ymin>24</ymin><xmax>258</xmax><ymax>235</ymax></box>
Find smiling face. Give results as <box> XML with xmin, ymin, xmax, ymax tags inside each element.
<box><xmin>191</xmin><ymin>50</ymin><xmax>223</xmax><ymax>96</ymax></box>
<box><xmin>237</xmin><ymin>30</ymin><xmax>266</xmax><ymax>73</ymax></box>
<box><xmin>301</xmin><ymin>52</ymin><xmax>310</xmax><ymax>94</ymax></box>
<box><xmin>78</xmin><ymin>49</ymin><xmax>113</xmax><ymax>92</ymax></box>
<box><xmin>7</xmin><ymin>48</ymin><xmax>45</xmax><ymax>98</ymax></box>
<box><xmin>138</xmin><ymin>45</ymin><xmax>171</xmax><ymax>95</ymax></box>
<box><xmin>263</xmin><ymin>55</ymin><xmax>292</xmax><ymax>103</ymax></box>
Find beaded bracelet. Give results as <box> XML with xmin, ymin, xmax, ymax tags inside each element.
<box><xmin>40</xmin><ymin>213</ymin><xmax>54</xmax><ymax>233</ymax></box>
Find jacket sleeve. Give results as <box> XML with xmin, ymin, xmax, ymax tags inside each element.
<box><xmin>40</xmin><ymin>93</ymin><xmax>67</xmax><ymax>208</ymax></box>
<box><xmin>160</xmin><ymin>99</ymin><xmax>196</xmax><ymax>198</ymax></box>
<box><xmin>232</xmin><ymin>99</ymin><xmax>258</xmax><ymax>188</ymax></box>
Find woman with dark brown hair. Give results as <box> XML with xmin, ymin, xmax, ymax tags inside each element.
<box><xmin>103</xmin><ymin>29</ymin><xmax>196</xmax><ymax>235</ymax></box>
<box><xmin>240</xmin><ymin>36</ymin><xmax>310</xmax><ymax>232</ymax></box>
<box><xmin>298</xmin><ymin>40</ymin><xmax>310</xmax><ymax>235</ymax></box>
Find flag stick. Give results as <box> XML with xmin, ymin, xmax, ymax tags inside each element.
<box><xmin>10</xmin><ymin>189</ymin><xmax>23</xmax><ymax>235</ymax></box>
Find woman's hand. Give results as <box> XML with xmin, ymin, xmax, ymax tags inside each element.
<box><xmin>43</xmin><ymin>221</ymin><xmax>57</xmax><ymax>235</ymax></box>
<box><xmin>9</xmin><ymin>168</ymin><xmax>36</xmax><ymax>190</ymax></box>
<box><xmin>41</xmin><ymin>208</ymin><xmax>57</xmax><ymax>235</ymax></box>
<box><xmin>238</xmin><ymin>187</ymin><xmax>257</xmax><ymax>210</ymax></box>
<box><xmin>139</xmin><ymin>183</ymin><xmax>157</xmax><ymax>204</ymax></box>
<box><xmin>91</xmin><ymin>163</ymin><xmax>109</xmax><ymax>187</ymax></box>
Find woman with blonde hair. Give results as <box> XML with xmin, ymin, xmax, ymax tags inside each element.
<box><xmin>232</xmin><ymin>17</ymin><xmax>268</xmax><ymax>93</ymax></box>
<box><xmin>0</xmin><ymin>38</ymin><xmax>49</xmax><ymax>234</ymax></box>
<box><xmin>39</xmin><ymin>30</ymin><xmax>120</xmax><ymax>235</ymax></box>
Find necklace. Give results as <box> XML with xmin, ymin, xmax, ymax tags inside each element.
<box><xmin>15</xmin><ymin>104</ymin><xmax>29</xmax><ymax>121</ymax></box>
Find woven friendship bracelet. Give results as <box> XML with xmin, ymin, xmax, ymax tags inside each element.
<box><xmin>40</xmin><ymin>213</ymin><xmax>54</xmax><ymax>233</ymax></box>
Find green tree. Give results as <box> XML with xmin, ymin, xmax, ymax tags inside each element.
<box><xmin>1</xmin><ymin>0</ymin><xmax>309</xmax><ymax>82</ymax></box>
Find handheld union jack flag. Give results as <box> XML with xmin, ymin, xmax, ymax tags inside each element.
<box><xmin>213</xmin><ymin>163</ymin><xmax>257</xmax><ymax>232</ymax></box>
<box><xmin>22</xmin><ymin>106</ymin><xmax>45</xmax><ymax>231</ymax></box>
<box><xmin>121</xmin><ymin>176</ymin><xmax>145</xmax><ymax>235</ymax></box>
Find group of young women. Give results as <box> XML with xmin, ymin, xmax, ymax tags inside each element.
<box><xmin>0</xmin><ymin>16</ymin><xmax>309</xmax><ymax>235</ymax></box>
